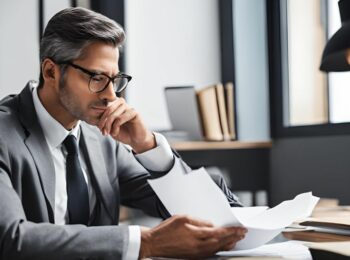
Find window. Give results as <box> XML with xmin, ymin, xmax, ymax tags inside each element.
<box><xmin>282</xmin><ymin>0</ymin><xmax>328</xmax><ymax>126</ymax></box>
<box><xmin>268</xmin><ymin>0</ymin><xmax>350</xmax><ymax>137</ymax></box>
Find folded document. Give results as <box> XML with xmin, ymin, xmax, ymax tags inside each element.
<box><xmin>148</xmin><ymin>163</ymin><xmax>319</xmax><ymax>250</ymax></box>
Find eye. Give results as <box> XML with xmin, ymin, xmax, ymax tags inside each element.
<box><xmin>91</xmin><ymin>75</ymin><xmax>105</xmax><ymax>82</ymax></box>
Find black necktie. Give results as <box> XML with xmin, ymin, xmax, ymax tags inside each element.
<box><xmin>63</xmin><ymin>135</ymin><xmax>89</xmax><ymax>225</ymax></box>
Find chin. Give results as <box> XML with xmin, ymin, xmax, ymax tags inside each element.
<box><xmin>84</xmin><ymin>117</ymin><xmax>100</xmax><ymax>126</ymax></box>
<box><xmin>77</xmin><ymin>113</ymin><xmax>98</xmax><ymax>126</ymax></box>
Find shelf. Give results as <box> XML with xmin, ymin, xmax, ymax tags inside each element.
<box><xmin>170</xmin><ymin>140</ymin><xmax>272</xmax><ymax>151</ymax></box>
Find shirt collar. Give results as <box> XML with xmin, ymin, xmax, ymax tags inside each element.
<box><xmin>32</xmin><ymin>86</ymin><xmax>81</xmax><ymax>150</ymax></box>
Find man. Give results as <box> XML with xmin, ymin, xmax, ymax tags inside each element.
<box><xmin>0</xmin><ymin>7</ymin><xmax>246</xmax><ymax>259</ymax></box>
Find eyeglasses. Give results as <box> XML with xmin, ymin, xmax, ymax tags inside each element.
<box><xmin>60</xmin><ymin>62</ymin><xmax>132</xmax><ymax>93</ymax></box>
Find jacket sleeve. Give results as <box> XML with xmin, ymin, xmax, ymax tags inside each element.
<box><xmin>0</xmin><ymin>140</ymin><xmax>129</xmax><ymax>260</ymax></box>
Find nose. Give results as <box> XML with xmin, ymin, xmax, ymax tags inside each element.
<box><xmin>98</xmin><ymin>81</ymin><xmax>117</xmax><ymax>103</ymax></box>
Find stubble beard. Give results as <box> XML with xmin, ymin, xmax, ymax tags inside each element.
<box><xmin>58</xmin><ymin>80</ymin><xmax>99</xmax><ymax>126</ymax></box>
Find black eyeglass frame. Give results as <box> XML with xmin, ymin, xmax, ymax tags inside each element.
<box><xmin>59</xmin><ymin>61</ymin><xmax>132</xmax><ymax>93</ymax></box>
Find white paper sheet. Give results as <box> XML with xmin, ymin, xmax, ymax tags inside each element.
<box><xmin>217</xmin><ymin>241</ymin><xmax>312</xmax><ymax>259</ymax></box>
<box><xmin>148</xmin><ymin>161</ymin><xmax>237</xmax><ymax>227</ymax></box>
<box><xmin>148</xmin><ymin>163</ymin><xmax>319</xmax><ymax>250</ymax></box>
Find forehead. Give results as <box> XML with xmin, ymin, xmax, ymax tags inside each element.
<box><xmin>78</xmin><ymin>41</ymin><xmax>120</xmax><ymax>73</ymax></box>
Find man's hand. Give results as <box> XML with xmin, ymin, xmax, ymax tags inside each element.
<box><xmin>97</xmin><ymin>97</ymin><xmax>156</xmax><ymax>153</ymax></box>
<box><xmin>139</xmin><ymin>215</ymin><xmax>247</xmax><ymax>259</ymax></box>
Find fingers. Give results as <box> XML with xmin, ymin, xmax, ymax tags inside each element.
<box><xmin>189</xmin><ymin>224</ymin><xmax>247</xmax><ymax>240</ymax></box>
<box><xmin>98</xmin><ymin>98</ymin><xmax>125</xmax><ymax>129</ymax></box>
<box><xmin>97</xmin><ymin>98</ymin><xmax>137</xmax><ymax>136</ymax></box>
<box><xmin>192</xmin><ymin>232</ymin><xmax>241</xmax><ymax>256</ymax></box>
<box><xmin>110</xmin><ymin>108</ymin><xmax>137</xmax><ymax>136</ymax></box>
<box><xmin>222</xmin><ymin>240</ymin><xmax>237</xmax><ymax>251</ymax></box>
<box><xmin>171</xmin><ymin>215</ymin><xmax>247</xmax><ymax>239</ymax></box>
<box><xmin>148</xmin><ymin>215</ymin><xmax>247</xmax><ymax>258</ymax></box>
<box><xmin>186</xmin><ymin>220</ymin><xmax>246</xmax><ymax>253</ymax></box>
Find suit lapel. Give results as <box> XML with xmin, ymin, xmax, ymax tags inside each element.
<box><xmin>18</xmin><ymin>82</ymin><xmax>56</xmax><ymax>223</ymax></box>
<box><xmin>80</xmin><ymin>125</ymin><xmax>117</xmax><ymax>222</ymax></box>
<box><xmin>24</xmin><ymin>130</ymin><xmax>56</xmax><ymax>222</ymax></box>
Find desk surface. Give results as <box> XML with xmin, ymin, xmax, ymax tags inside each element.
<box><xmin>170</xmin><ymin>140</ymin><xmax>272</xmax><ymax>151</ymax></box>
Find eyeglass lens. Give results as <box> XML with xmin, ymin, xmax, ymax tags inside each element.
<box><xmin>89</xmin><ymin>74</ymin><xmax>128</xmax><ymax>93</ymax></box>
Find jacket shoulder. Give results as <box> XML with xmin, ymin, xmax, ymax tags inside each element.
<box><xmin>0</xmin><ymin>94</ymin><xmax>24</xmax><ymax>138</ymax></box>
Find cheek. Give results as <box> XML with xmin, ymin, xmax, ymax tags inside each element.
<box><xmin>64</xmin><ymin>79</ymin><xmax>90</xmax><ymax>106</ymax></box>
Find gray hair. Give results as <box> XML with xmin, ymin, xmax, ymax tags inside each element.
<box><xmin>39</xmin><ymin>7</ymin><xmax>125</xmax><ymax>88</ymax></box>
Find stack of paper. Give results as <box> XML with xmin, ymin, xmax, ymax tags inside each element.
<box><xmin>300</xmin><ymin>217</ymin><xmax>350</xmax><ymax>235</ymax></box>
<box><xmin>217</xmin><ymin>241</ymin><xmax>311</xmax><ymax>259</ymax></box>
<box><xmin>148</xmin><ymin>163</ymin><xmax>319</xmax><ymax>250</ymax></box>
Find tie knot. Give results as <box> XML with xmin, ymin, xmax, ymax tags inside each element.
<box><xmin>63</xmin><ymin>135</ymin><xmax>79</xmax><ymax>155</ymax></box>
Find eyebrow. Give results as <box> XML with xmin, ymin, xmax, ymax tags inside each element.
<box><xmin>88</xmin><ymin>68</ymin><xmax>120</xmax><ymax>78</ymax></box>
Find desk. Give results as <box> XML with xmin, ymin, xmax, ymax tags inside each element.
<box><xmin>170</xmin><ymin>141</ymin><xmax>272</xmax><ymax>205</ymax></box>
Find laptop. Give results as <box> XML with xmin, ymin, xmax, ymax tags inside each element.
<box><xmin>164</xmin><ymin>86</ymin><xmax>203</xmax><ymax>141</ymax></box>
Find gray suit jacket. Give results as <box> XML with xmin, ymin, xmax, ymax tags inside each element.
<box><xmin>0</xmin><ymin>82</ymin><xmax>241</xmax><ymax>260</ymax></box>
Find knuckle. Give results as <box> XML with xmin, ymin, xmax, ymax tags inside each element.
<box><xmin>119</xmin><ymin>97</ymin><xmax>125</xmax><ymax>104</ymax></box>
<box><xmin>173</xmin><ymin>214</ymin><xmax>182</xmax><ymax>220</ymax></box>
<box><xmin>176</xmin><ymin>215</ymin><xmax>188</xmax><ymax>223</ymax></box>
<box><xmin>130</xmin><ymin>108</ymin><xmax>138</xmax><ymax>117</ymax></box>
<box><xmin>182</xmin><ymin>215</ymin><xmax>191</xmax><ymax>222</ymax></box>
<box><xmin>112</xmin><ymin>117</ymin><xmax>120</xmax><ymax>126</ymax></box>
<box><xmin>172</xmin><ymin>215</ymin><xmax>184</xmax><ymax>225</ymax></box>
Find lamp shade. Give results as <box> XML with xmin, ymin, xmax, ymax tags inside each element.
<box><xmin>320</xmin><ymin>0</ymin><xmax>350</xmax><ymax>72</ymax></box>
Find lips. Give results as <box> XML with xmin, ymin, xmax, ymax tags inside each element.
<box><xmin>91</xmin><ymin>106</ymin><xmax>107</xmax><ymax>116</ymax></box>
<box><xmin>92</xmin><ymin>106</ymin><xmax>107</xmax><ymax>112</ymax></box>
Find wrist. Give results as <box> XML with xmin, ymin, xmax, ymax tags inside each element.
<box><xmin>139</xmin><ymin>228</ymin><xmax>153</xmax><ymax>258</ymax></box>
<box><xmin>132</xmin><ymin>132</ymin><xmax>156</xmax><ymax>154</ymax></box>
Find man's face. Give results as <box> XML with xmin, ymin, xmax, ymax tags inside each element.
<box><xmin>58</xmin><ymin>42</ymin><xmax>120</xmax><ymax>126</ymax></box>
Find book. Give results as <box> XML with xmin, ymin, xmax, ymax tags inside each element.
<box><xmin>225</xmin><ymin>82</ymin><xmax>236</xmax><ymax>140</ymax></box>
<box><xmin>215</xmin><ymin>83</ymin><xmax>231</xmax><ymax>140</ymax></box>
<box><xmin>300</xmin><ymin>217</ymin><xmax>350</xmax><ymax>231</ymax></box>
<box><xmin>283</xmin><ymin>229</ymin><xmax>350</xmax><ymax>242</ymax></box>
<box><xmin>196</xmin><ymin>83</ymin><xmax>236</xmax><ymax>141</ymax></box>
<box><xmin>196</xmin><ymin>85</ymin><xmax>223</xmax><ymax>141</ymax></box>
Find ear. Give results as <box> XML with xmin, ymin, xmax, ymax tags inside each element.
<box><xmin>41</xmin><ymin>58</ymin><xmax>59</xmax><ymax>86</ymax></box>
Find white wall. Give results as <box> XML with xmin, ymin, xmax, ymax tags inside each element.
<box><xmin>44</xmin><ymin>0</ymin><xmax>71</xmax><ymax>26</ymax></box>
<box><xmin>233</xmin><ymin>0</ymin><xmax>270</xmax><ymax>141</ymax></box>
<box><xmin>0</xmin><ymin>0</ymin><xmax>71</xmax><ymax>99</ymax></box>
<box><xmin>125</xmin><ymin>0</ymin><xmax>221</xmax><ymax>130</ymax></box>
<box><xmin>0</xmin><ymin>0</ymin><xmax>40</xmax><ymax>98</ymax></box>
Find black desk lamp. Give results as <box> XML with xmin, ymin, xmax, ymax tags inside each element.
<box><xmin>320</xmin><ymin>0</ymin><xmax>350</xmax><ymax>72</ymax></box>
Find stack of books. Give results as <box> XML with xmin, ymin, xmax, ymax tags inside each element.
<box><xmin>196</xmin><ymin>82</ymin><xmax>236</xmax><ymax>141</ymax></box>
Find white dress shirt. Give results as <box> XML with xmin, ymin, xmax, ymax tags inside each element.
<box><xmin>32</xmin><ymin>87</ymin><xmax>175</xmax><ymax>260</ymax></box>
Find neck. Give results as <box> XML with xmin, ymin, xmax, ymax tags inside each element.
<box><xmin>38</xmin><ymin>85</ymin><xmax>78</xmax><ymax>130</ymax></box>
